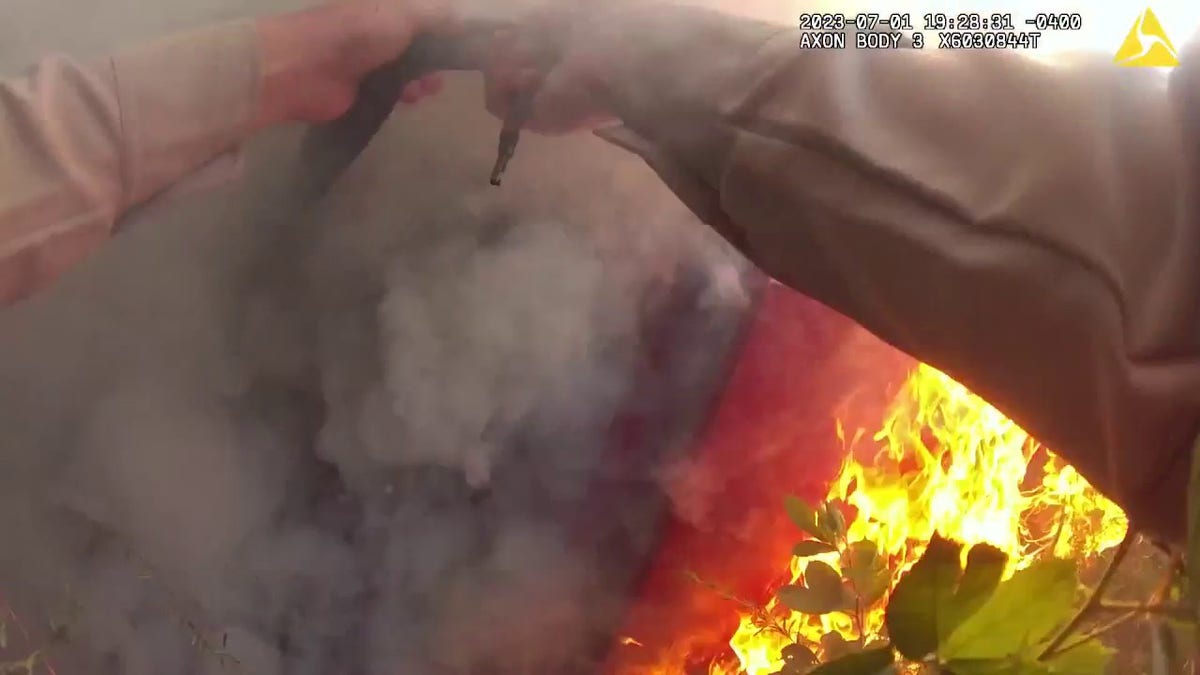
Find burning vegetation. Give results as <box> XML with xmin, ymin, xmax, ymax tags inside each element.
<box><xmin>622</xmin><ymin>363</ymin><xmax>1129</xmax><ymax>675</ymax></box>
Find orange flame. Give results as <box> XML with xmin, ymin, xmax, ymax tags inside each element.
<box><xmin>625</xmin><ymin>363</ymin><xmax>1128</xmax><ymax>675</ymax></box>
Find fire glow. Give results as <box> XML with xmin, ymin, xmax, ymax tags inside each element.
<box><xmin>624</xmin><ymin>363</ymin><xmax>1128</xmax><ymax>675</ymax></box>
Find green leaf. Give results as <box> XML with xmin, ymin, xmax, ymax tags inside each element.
<box><xmin>844</xmin><ymin>540</ymin><xmax>878</xmax><ymax>567</ymax></box>
<box><xmin>772</xmin><ymin>583</ymin><xmax>830</xmax><ymax>614</ymax></box>
<box><xmin>844</xmin><ymin>541</ymin><xmax>890</xmax><ymax>606</ymax></box>
<box><xmin>779</xmin><ymin>585</ymin><xmax>836</xmax><ymax>615</ymax></box>
<box><xmin>820</xmin><ymin>501</ymin><xmax>848</xmax><ymax>541</ymax></box>
<box><xmin>1044</xmin><ymin>639</ymin><xmax>1113</xmax><ymax>675</ymax></box>
<box><xmin>786</xmin><ymin>495</ymin><xmax>818</xmax><ymax>531</ymax></box>
<box><xmin>777</xmin><ymin>661</ymin><xmax>809</xmax><ymax>675</ymax></box>
<box><xmin>808</xmin><ymin>561</ymin><xmax>844</xmax><ymax>597</ymax></box>
<box><xmin>794</xmin><ymin>540</ymin><xmax>839</xmax><ymax>558</ymax></box>
<box><xmin>788</xmin><ymin>496</ymin><xmax>836</xmax><ymax>544</ymax></box>
<box><xmin>884</xmin><ymin>535</ymin><xmax>963</xmax><ymax>660</ymax></box>
<box><xmin>941</xmin><ymin>558</ymin><xmax>1078</xmax><ymax>661</ymax></box>
<box><xmin>808</xmin><ymin>646</ymin><xmax>894</xmax><ymax>675</ymax></box>
<box><xmin>781</xmin><ymin>642</ymin><xmax>819</xmax><ymax>668</ymax></box>
<box><xmin>780</xmin><ymin>561</ymin><xmax>848</xmax><ymax>615</ymax></box>
<box><xmin>821</xmin><ymin>632</ymin><xmax>860</xmax><ymax>661</ymax></box>
<box><xmin>948</xmin><ymin>544</ymin><xmax>1007</xmax><ymax>634</ymax></box>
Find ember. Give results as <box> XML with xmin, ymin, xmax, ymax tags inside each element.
<box><xmin>625</xmin><ymin>363</ymin><xmax>1128</xmax><ymax>675</ymax></box>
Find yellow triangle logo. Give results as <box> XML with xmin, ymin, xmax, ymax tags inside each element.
<box><xmin>1114</xmin><ymin>8</ymin><xmax>1179</xmax><ymax>67</ymax></box>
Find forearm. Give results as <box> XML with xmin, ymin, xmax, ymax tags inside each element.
<box><xmin>0</xmin><ymin>3</ymin><xmax>404</xmax><ymax>305</ymax></box>
<box><xmin>600</xmin><ymin>6</ymin><xmax>1200</xmax><ymax>539</ymax></box>
<box><xmin>0</xmin><ymin>21</ymin><xmax>260</xmax><ymax>303</ymax></box>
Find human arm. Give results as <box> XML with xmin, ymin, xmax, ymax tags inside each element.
<box><xmin>0</xmin><ymin>0</ymin><xmax>451</xmax><ymax>305</ymax></box>
<box><xmin>489</xmin><ymin>4</ymin><xmax>1200</xmax><ymax>542</ymax></box>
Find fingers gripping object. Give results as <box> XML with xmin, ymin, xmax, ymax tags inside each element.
<box><xmin>292</xmin><ymin>20</ymin><xmax>542</xmax><ymax>203</ymax></box>
<box><xmin>232</xmin><ymin>21</ymin><xmax>551</xmax><ymax>382</ymax></box>
<box><xmin>233</xmin><ymin>21</ymin><xmax>546</xmax><ymax>331</ymax></box>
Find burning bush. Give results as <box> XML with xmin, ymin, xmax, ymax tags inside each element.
<box><xmin>617</xmin><ymin>364</ymin><xmax>1200</xmax><ymax>674</ymax></box>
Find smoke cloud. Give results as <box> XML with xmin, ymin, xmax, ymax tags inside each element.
<box><xmin>0</xmin><ymin>0</ymin><xmax>791</xmax><ymax>672</ymax></box>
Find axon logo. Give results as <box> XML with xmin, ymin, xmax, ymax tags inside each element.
<box><xmin>1114</xmin><ymin>8</ymin><xmax>1180</xmax><ymax>67</ymax></box>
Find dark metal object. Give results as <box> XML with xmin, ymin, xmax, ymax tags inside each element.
<box><xmin>489</xmin><ymin>91</ymin><xmax>533</xmax><ymax>186</ymax></box>
<box><xmin>232</xmin><ymin>21</ymin><xmax>539</xmax><ymax>373</ymax></box>
<box><xmin>294</xmin><ymin>20</ymin><xmax>527</xmax><ymax>204</ymax></box>
<box><xmin>489</xmin><ymin>124</ymin><xmax>519</xmax><ymax>186</ymax></box>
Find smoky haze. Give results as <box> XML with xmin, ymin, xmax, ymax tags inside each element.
<box><xmin>0</xmin><ymin>0</ymin><xmax>800</xmax><ymax>673</ymax></box>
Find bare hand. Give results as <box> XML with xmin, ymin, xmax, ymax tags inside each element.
<box><xmin>483</xmin><ymin>4</ymin><xmax>632</xmax><ymax>135</ymax></box>
<box><xmin>255</xmin><ymin>0</ymin><xmax>459</xmax><ymax>128</ymax></box>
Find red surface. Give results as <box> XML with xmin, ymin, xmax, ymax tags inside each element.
<box><xmin>603</xmin><ymin>282</ymin><xmax>913</xmax><ymax>673</ymax></box>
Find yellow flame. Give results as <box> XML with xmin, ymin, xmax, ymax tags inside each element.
<box><xmin>725</xmin><ymin>364</ymin><xmax>1128</xmax><ymax>675</ymax></box>
<box><xmin>625</xmin><ymin>363</ymin><xmax>1129</xmax><ymax>675</ymax></box>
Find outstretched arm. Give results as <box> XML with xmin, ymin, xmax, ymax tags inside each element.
<box><xmin>0</xmin><ymin>0</ymin><xmax>451</xmax><ymax>305</ymax></box>
<box><xmin>490</xmin><ymin>4</ymin><xmax>1200</xmax><ymax>540</ymax></box>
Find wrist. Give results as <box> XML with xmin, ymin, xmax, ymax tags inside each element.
<box><xmin>253</xmin><ymin>3</ymin><xmax>372</xmax><ymax>128</ymax></box>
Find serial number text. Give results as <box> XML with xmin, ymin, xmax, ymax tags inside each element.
<box><xmin>935</xmin><ymin>31</ymin><xmax>1043</xmax><ymax>49</ymax></box>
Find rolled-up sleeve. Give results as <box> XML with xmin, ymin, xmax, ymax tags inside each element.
<box><xmin>0</xmin><ymin>19</ymin><xmax>260</xmax><ymax>304</ymax></box>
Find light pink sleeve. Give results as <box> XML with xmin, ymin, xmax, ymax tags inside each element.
<box><xmin>0</xmin><ymin>19</ymin><xmax>260</xmax><ymax>304</ymax></box>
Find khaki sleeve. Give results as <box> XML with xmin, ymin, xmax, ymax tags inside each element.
<box><xmin>0</xmin><ymin>19</ymin><xmax>260</xmax><ymax>304</ymax></box>
<box><xmin>602</xmin><ymin>6</ymin><xmax>1200</xmax><ymax>542</ymax></box>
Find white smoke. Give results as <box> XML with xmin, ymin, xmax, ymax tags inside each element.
<box><xmin>0</xmin><ymin>0</ymin><xmax>762</xmax><ymax>672</ymax></box>
<box><xmin>369</xmin><ymin>221</ymin><xmax>617</xmax><ymax>486</ymax></box>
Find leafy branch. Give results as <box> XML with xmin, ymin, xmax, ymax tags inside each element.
<box><xmin>760</xmin><ymin>493</ymin><xmax>1200</xmax><ymax>675</ymax></box>
<box><xmin>769</xmin><ymin>498</ymin><xmax>892</xmax><ymax>674</ymax></box>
